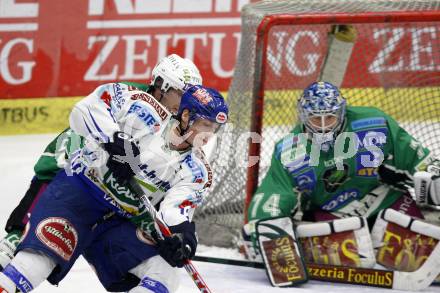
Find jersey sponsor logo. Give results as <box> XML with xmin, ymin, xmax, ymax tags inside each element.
<box><xmin>105</xmin><ymin>173</ymin><xmax>138</xmax><ymax>201</ymax></box>
<box><xmin>356</xmin><ymin>167</ymin><xmax>378</xmax><ymax>177</ymax></box>
<box><xmin>182</xmin><ymin>154</ymin><xmax>204</xmax><ymax>184</ymax></box>
<box><xmin>321</xmin><ymin>189</ymin><xmax>361</xmax><ymax>211</ymax></box>
<box><xmin>128</xmin><ymin>102</ymin><xmax>159</xmax><ymax>127</ymax></box>
<box><xmin>112</xmin><ymin>83</ymin><xmax>125</xmax><ymax>109</ymax></box>
<box><xmin>139</xmin><ymin>163</ymin><xmax>171</xmax><ymax>192</ymax></box>
<box><xmin>36</xmin><ymin>217</ymin><xmax>78</xmax><ymax>261</ymax></box>
<box><xmin>130</xmin><ymin>92</ymin><xmax>168</xmax><ymax>121</ymax></box>
<box><xmin>355</xmin><ymin>128</ymin><xmax>388</xmax><ymax>149</ymax></box>
<box><xmin>356</xmin><ymin>151</ymin><xmax>380</xmax><ymax>176</ymax></box>
<box><xmin>195</xmin><ymin>149</ymin><xmax>212</xmax><ymax>189</ymax></box>
<box><xmin>351</xmin><ymin>117</ymin><xmax>386</xmax><ymax>130</ymax></box>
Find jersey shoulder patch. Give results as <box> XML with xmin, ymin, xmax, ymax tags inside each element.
<box><xmin>129</xmin><ymin>91</ymin><xmax>170</xmax><ymax>121</ymax></box>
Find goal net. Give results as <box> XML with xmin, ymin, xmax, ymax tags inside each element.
<box><xmin>194</xmin><ymin>0</ymin><xmax>440</xmax><ymax>247</ymax></box>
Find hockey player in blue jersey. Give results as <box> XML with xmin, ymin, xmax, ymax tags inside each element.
<box><xmin>0</xmin><ymin>84</ymin><xmax>228</xmax><ymax>293</ymax></box>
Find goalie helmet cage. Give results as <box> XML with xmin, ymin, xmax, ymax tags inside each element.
<box><xmin>194</xmin><ymin>0</ymin><xmax>440</xmax><ymax>247</ymax></box>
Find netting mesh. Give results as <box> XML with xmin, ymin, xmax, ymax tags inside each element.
<box><xmin>194</xmin><ymin>0</ymin><xmax>440</xmax><ymax>247</ymax></box>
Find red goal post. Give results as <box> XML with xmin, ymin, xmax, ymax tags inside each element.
<box><xmin>194</xmin><ymin>0</ymin><xmax>440</xmax><ymax>248</ymax></box>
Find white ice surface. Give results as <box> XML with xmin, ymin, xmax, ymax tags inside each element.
<box><xmin>0</xmin><ymin>134</ymin><xmax>440</xmax><ymax>293</ymax></box>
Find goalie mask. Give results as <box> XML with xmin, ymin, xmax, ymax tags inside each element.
<box><xmin>151</xmin><ymin>54</ymin><xmax>203</xmax><ymax>93</ymax></box>
<box><xmin>297</xmin><ymin>81</ymin><xmax>346</xmax><ymax>151</ymax></box>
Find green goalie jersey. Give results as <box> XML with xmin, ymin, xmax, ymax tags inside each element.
<box><xmin>248</xmin><ymin>106</ymin><xmax>434</xmax><ymax>223</ymax></box>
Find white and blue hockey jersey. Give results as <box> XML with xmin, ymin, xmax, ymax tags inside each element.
<box><xmin>68</xmin><ymin>82</ymin><xmax>212</xmax><ymax>227</ymax></box>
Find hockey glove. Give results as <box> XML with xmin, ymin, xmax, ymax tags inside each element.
<box><xmin>154</xmin><ymin>221</ymin><xmax>197</xmax><ymax>268</ymax></box>
<box><xmin>103</xmin><ymin>132</ymin><xmax>140</xmax><ymax>185</ymax></box>
<box><xmin>414</xmin><ymin>170</ymin><xmax>440</xmax><ymax>207</ymax></box>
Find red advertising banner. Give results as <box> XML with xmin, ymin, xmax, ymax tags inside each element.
<box><xmin>1</xmin><ymin>1</ymin><xmax>440</xmax><ymax>98</ymax></box>
<box><xmin>0</xmin><ymin>0</ymin><xmax>249</xmax><ymax>99</ymax></box>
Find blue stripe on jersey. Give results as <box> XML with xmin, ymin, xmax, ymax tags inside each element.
<box><xmin>87</xmin><ymin>108</ymin><xmax>110</xmax><ymax>143</ymax></box>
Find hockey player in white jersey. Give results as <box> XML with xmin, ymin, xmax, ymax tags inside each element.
<box><xmin>0</xmin><ymin>83</ymin><xmax>228</xmax><ymax>293</ymax></box>
<box><xmin>0</xmin><ymin>53</ymin><xmax>203</xmax><ymax>275</ymax></box>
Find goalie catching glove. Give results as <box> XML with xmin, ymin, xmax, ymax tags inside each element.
<box><xmin>153</xmin><ymin>221</ymin><xmax>197</xmax><ymax>268</ymax></box>
<box><xmin>414</xmin><ymin>163</ymin><xmax>440</xmax><ymax>207</ymax></box>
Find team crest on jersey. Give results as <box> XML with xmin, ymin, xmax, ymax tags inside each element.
<box><xmin>36</xmin><ymin>217</ymin><xmax>78</xmax><ymax>261</ymax></box>
<box><xmin>322</xmin><ymin>164</ymin><xmax>349</xmax><ymax>193</ymax></box>
<box><xmin>100</xmin><ymin>91</ymin><xmax>112</xmax><ymax>107</ymax></box>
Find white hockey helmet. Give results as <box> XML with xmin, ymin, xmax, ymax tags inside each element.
<box><xmin>151</xmin><ymin>54</ymin><xmax>203</xmax><ymax>92</ymax></box>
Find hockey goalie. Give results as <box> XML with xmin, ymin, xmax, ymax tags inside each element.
<box><xmin>242</xmin><ymin>81</ymin><xmax>440</xmax><ymax>290</ymax></box>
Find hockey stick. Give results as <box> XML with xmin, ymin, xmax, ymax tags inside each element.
<box><xmin>193</xmin><ymin>254</ymin><xmax>440</xmax><ymax>291</ymax></box>
<box><xmin>319</xmin><ymin>24</ymin><xmax>357</xmax><ymax>86</ymax></box>
<box><xmin>129</xmin><ymin>180</ymin><xmax>213</xmax><ymax>293</ymax></box>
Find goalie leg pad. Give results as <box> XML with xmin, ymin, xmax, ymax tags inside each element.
<box><xmin>256</xmin><ymin>217</ymin><xmax>308</xmax><ymax>287</ymax></box>
<box><xmin>372</xmin><ymin>208</ymin><xmax>440</xmax><ymax>272</ymax></box>
<box><xmin>297</xmin><ymin>217</ymin><xmax>376</xmax><ymax>268</ymax></box>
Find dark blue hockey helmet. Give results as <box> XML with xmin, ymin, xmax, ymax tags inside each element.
<box><xmin>177</xmin><ymin>85</ymin><xmax>228</xmax><ymax>129</ymax></box>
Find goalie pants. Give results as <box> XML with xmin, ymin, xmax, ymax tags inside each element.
<box><xmin>16</xmin><ymin>170</ymin><xmax>160</xmax><ymax>291</ymax></box>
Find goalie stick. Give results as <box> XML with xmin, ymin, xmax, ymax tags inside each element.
<box><xmin>319</xmin><ymin>24</ymin><xmax>357</xmax><ymax>86</ymax></box>
<box><xmin>129</xmin><ymin>179</ymin><xmax>213</xmax><ymax>293</ymax></box>
<box><xmin>193</xmin><ymin>252</ymin><xmax>440</xmax><ymax>291</ymax></box>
